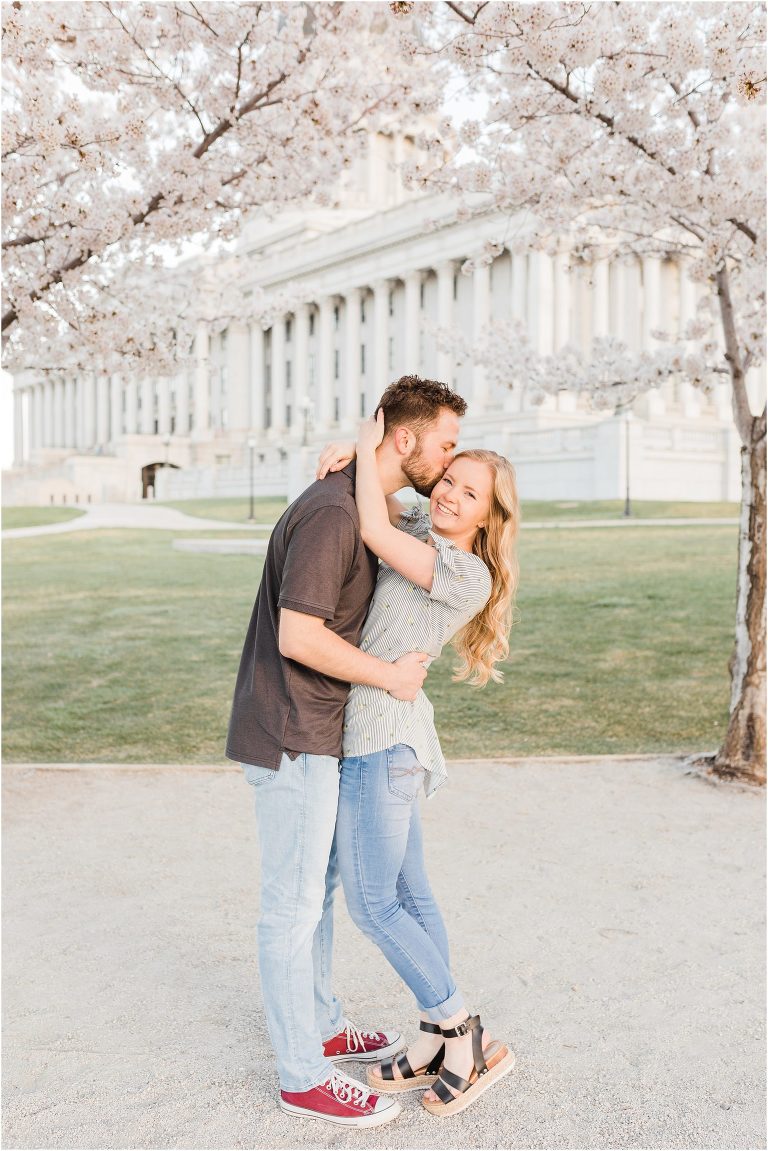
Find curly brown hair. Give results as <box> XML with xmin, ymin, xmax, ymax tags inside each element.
<box><xmin>375</xmin><ymin>375</ymin><xmax>467</xmax><ymax>437</ymax></box>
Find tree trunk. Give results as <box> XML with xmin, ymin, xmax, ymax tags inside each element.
<box><xmin>709</xmin><ymin>428</ymin><xmax>766</xmax><ymax>784</ymax></box>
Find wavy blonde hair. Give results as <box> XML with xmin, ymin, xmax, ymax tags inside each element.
<box><xmin>450</xmin><ymin>449</ymin><xmax>520</xmax><ymax>687</ymax></box>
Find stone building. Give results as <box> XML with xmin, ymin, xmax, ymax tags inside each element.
<box><xmin>4</xmin><ymin>135</ymin><xmax>744</xmax><ymax>507</ymax></box>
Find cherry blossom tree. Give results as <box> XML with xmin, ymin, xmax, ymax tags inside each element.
<box><xmin>2</xmin><ymin>0</ymin><xmax>434</xmax><ymax>374</ymax></box>
<box><xmin>395</xmin><ymin>0</ymin><xmax>766</xmax><ymax>783</ymax></box>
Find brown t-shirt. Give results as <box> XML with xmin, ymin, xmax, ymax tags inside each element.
<box><xmin>226</xmin><ymin>464</ymin><xmax>378</xmax><ymax>770</ymax></box>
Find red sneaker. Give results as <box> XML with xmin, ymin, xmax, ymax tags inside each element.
<box><xmin>280</xmin><ymin>1069</ymin><xmax>401</xmax><ymax>1128</ymax></box>
<box><xmin>322</xmin><ymin>1020</ymin><xmax>404</xmax><ymax>1064</ymax></box>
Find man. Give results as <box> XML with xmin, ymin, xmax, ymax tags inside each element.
<box><xmin>227</xmin><ymin>376</ymin><xmax>467</xmax><ymax>1128</ymax></box>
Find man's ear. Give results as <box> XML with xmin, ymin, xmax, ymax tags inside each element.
<box><xmin>392</xmin><ymin>426</ymin><xmax>413</xmax><ymax>456</ymax></box>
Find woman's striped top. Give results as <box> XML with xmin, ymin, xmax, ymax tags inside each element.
<box><xmin>342</xmin><ymin>506</ymin><xmax>492</xmax><ymax>796</ymax></box>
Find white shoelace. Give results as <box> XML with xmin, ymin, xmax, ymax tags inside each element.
<box><xmin>340</xmin><ymin>1020</ymin><xmax>382</xmax><ymax>1053</ymax></box>
<box><xmin>325</xmin><ymin>1070</ymin><xmax>373</xmax><ymax>1109</ymax></box>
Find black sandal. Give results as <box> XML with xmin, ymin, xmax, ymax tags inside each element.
<box><xmin>423</xmin><ymin>1014</ymin><xmax>515</xmax><ymax>1116</ymax></box>
<box><xmin>367</xmin><ymin>1021</ymin><xmax>445</xmax><ymax>1094</ymax></box>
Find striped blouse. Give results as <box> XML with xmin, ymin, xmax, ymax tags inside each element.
<box><xmin>342</xmin><ymin>506</ymin><xmax>492</xmax><ymax>796</ymax></box>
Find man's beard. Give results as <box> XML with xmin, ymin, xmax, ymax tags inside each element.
<box><xmin>403</xmin><ymin>445</ymin><xmax>443</xmax><ymax>497</ymax></box>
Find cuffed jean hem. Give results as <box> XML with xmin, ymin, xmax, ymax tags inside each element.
<box><xmin>281</xmin><ymin>1059</ymin><xmax>337</xmax><ymax>1094</ymax></box>
<box><xmin>421</xmin><ymin>988</ymin><xmax>466</xmax><ymax>1023</ymax></box>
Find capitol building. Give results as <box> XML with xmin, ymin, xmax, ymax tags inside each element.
<box><xmin>4</xmin><ymin>133</ymin><xmax>746</xmax><ymax>507</ymax></box>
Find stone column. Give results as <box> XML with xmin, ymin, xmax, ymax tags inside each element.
<box><xmin>82</xmin><ymin>372</ymin><xmax>97</xmax><ymax>446</ymax></box>
<box><xmin>249</xmin><ymin>323</ymin><xmax>265</xmax><ymax>432</ymax></box>
<box><xmin>316</xmin><ymin>296</ymin><xmax>334</xmax><ymax>430</ymax></box>
<box><xmin>52</xmin><ymin>379</ymin><xmax>64</xmax><ymax>447</ymax></box>
<box><xmin>472</xmin><ymin>262</ymin><xmax>491</xmax><ymax>409</ymax></box>
<box><xmin>96</xmin><ymin>374</ymin><xmax>110</xmax><ymax>446</ymax></box>
<box><xmin>403</xmin><ymin>270</ymin><xmax>422</xmax><ymax>374</ymax></box>
<box><xmin>343</xmin><ymin>287</ymin><xmax>361</xmax><ymax>429</ymax></box>
<box><xmin>529</xmin><ymin>251</ymin><xmax>555</xmax><ymax>354</ymax></box>
<box><xmin>63</xmin><ymin>378</ymin><xmax>76</xmax><ymax>448</ymax></box>
<box><xmin>42</xmin><ymin>379</ymin><xmax>54</xmax><ymax>448</ymax></box>
<box><xmin>435</xmin><ymin>261</ymin><xmax>454</xmax><ymax>381</ymax></box>
<box><xmin>554</xmin><ymin>253</ymin><xmax>577</xmax><ymax>413</ymax></box>
<box><xmin>592</xmin><ymin>261</ymin><xmax>610</xmax><ymax>340</ymax></box>
<box><xmin>371</xmin><ymin>280</ymin><xmax>390</xmax><ymax>406</ymax></box>
<box><xmin>270</xmin><ymin>318</ymin><xmax>286</xmax><ymax>436</ymax></box>
<box><xmin>140</xmin><ymin>377</ymin><xmax>154</xmax><ymax>435</ymax></box>
<box><xmin>125</xmin><ymin>378</ymin><xmax>138</xmax><ymax>436</ymax></box>
<box><xmin>510</xmin><ymin>252</ymin><xmax>527</xmax><ymax>321</ymax></box>
<box><xmin>192</xmin><ymin>322</ymin><xmax>210</xmax><ymax>438</ymax></box>
<box><xmin>678</xmin><ymin>261</ymin><xmax>701</xmax><ymax>418</ymax></box>
<box><xmin>226</xmin><ymin>321</ymin><xmax>250</xmax><ymax>431</ymax></box>
<box><xmin>13</xmin><ymin>387</ymin><xmax>24</xmax><ymax>464</ymax></box>
<box><xmin>641</xmin><ymin>256</ymin><xmax>665</xmax><ymax>416</ymax></box>
<box><xmin>110</xmin><ymin>375</ymin><xmax>123</xmax><ymax>442</ymax></box>
<box><xmin>292</xmin><ymin>304</ymin><xmax>309</xmax><ymax>428</ymax></box>
<box><xmin>157</xmin><ymin>376</ymin><xmax>171</xmax><ymax>436</ymax></box>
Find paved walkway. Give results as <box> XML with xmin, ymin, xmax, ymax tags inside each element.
<box><xmin>2</xmin><ymin>501</ymin><xmax>739</xmax><ymax>542</ymax></box>
<box><xmin>3</xmin><ymin>757</ymin><xmax>764</xmax><ymax>1150</ymax></box>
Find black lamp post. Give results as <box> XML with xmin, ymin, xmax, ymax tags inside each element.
<box><xmin>247</xmin><ymin>435</ymin><xmax>256</xmax><ymax>522</ymax></box>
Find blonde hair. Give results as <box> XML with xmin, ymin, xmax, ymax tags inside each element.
<box><xmin>450</xmin><ymin>449</ymin><xmax>520</xmax><ymax>687</ymax></box>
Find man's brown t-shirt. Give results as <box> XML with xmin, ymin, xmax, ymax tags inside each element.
<box><xmin>226</xmin><ymin>464</ymin><xmax>378</xmax><ymax>770</ymax></box>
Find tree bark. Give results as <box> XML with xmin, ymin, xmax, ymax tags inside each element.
<box><xmin>707</xmin><ymin>425</ymin><xmax>766</xmax><ymax>784</ymax></box>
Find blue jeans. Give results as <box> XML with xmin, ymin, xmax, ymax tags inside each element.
<box><xmin>244</xmin><ymin>754</ymin><xmax>344</xmax><ymax>1091</ymax></box>
<box><xmin>336</xmin><ymin>744</ymin><xmax>465</xmax><ymax>1021</ymax></box>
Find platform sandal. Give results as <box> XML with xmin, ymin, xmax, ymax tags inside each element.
<box><xmin>422</xmin><ymin>1014</ymin><xmax>515</xmax><ymax>1117</ymax></box>
<box><xmin>367</xmin><ymin>1021</ymin><xmax>445</xmax><ymax>1094</ymax></box>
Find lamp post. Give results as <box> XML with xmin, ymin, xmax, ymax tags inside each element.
<box><xmin>247</xmin><ymin>435</ymin><xmax>256</xmax><ymax>522</ymax></box>
<box><xmin>623</xmin><ymin>410</ymin><xmax>633</xmax><ymax>518</ymax></box>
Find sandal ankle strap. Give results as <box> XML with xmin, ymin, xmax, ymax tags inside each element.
<box><xmin>419</xmin><ymin>1020</ymin><xmax>443</xmax><ymax>1035</ymax></box>
<box><xmin>441</xmin><ymin>1013</ymin><xmax>481</xmax><ymax>1039</ymax></box>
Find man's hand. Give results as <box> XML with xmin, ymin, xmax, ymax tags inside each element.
<box><xmin>387</xmin><ymin>651</ymin><xmax>429</xmax><ymax>701</ymax></box>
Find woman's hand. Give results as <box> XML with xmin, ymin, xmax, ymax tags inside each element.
<box><xmin>316</xmin><ymin>441</ymin><xmax>356</xmax><ymax>480</ymax></box>
<box><xmin>356</xmin><ymin>409</ymin><xmax>385</xmax><ymax>455</ymax></box>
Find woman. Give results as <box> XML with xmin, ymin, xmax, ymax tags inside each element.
<box><xmin>320</xmin><ymin>411</ymin><xmax>520</xmax><ymax>1117</ymax></box>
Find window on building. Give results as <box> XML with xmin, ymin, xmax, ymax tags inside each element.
<box><xmin>389</xmin><ymin>290</ymin><xmax>394</xmax><ymax>317</ymax></box>
<box><xmin>420</xmin><ymin>281</ymin><xmax>425</xmax><ymax>308</ymax></box>
<box><xmin>334</xmin><ymin>350</ymin><xmax>340</xmax><ymax>380</ymax></box>
<box><xmin>286</xmin><ymin>404</ymin><xmax>292</xmax><ymax>428</ymax></box>
<box><xmin>334</xmin><ymin>396</ymin><xmax>340</xmax><ymax>422</ymax></box>
<box><xmin>453</xmin><ymin>274</ymin><xmax>458</xmax><ymax>301</ymax></box>
<box><xmin>153</xmin><ymin>418</ymin><xmax>158</xmax><ymax>434</ymax></box>
<box><xmin>170</xmin><ymin>415</ymin><xmax>176</xmax><ymax>433</ymax></box>
<box><xmin>188</xmin><ymin>412</ymin><xmax>193</xmax><ymax>433</ymax></box>
<box><xmin>388</xmin><ymin>336</ymin><xmax>394</xmax><ymax>370</ymax></box>
<box><xmin>309</xmin><ymin>312</ymin><xmax>315</xmax><ymax>336</ymax></box>
<box><xmin>286</xmin><ymin>361</ymin><xmax>292</xmax><ymax>388</ymax></box>
<box><xmin>266</xmin><ymin>405</ymin><xmax>272</xmax><ymax>428</ymax></box>
<box><xmin>308</xmin><ymin>352</ymin><xmax>316</xmax><ymax>386</ymax></box>
<box><xmin>360</xmin><ymin>344</ymin><xmax>366</xmax><ymax>373</ymax></box>
<box><xmin>334</xmin><ymin>305</ymin><xmax>340</xmax><ymax>330</ymax></box>
<box><xmin>360</xmin><ymin>298</ymin><xmax>366</xmax><ymax>324</ymax></box>
<box><xmin>286</xmin><ymin>318</ymin><xmax>292</xmax><ymax>342</ymax></box>
<box><xmin>360</xmin><ymin>392</ymin><xmax>366</xmax><ymax>417</ymax></box>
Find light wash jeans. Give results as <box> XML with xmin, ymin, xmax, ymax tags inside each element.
<box><xmin>244</xmin><ymin>753</ymin><xmax>344</xmax><ymax>1091</ymax></box>
<box><xmin>336</xmin><ymin>744</ymin><xmax>465</xmax><ymax>1022</ymax></box>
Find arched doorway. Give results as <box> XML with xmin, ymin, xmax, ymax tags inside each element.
<box><xmin>141</xmin><ymin>462</ymin><xmax>180</xmax><ymax>500</ymax></box>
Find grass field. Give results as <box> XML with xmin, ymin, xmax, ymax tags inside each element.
<box><xmin>2</xmin><ymin>507</ymin><xmax>86</xmax><ymax>530</ymax></box>
<box><xmin>3</xmin><ymin>519</ymin><xmax>737</xmax><ymax>764</ymax></box>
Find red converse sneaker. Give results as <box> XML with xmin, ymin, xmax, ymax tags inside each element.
<box><xmin>280</xmin><ymin>1069</ymin><xmax>401</xmax><ymax>1128</ymax></box>
<box><xmin>322</xmin><ymin>1020</ymin><xmax>404</xmax><ymax>1064</ymax></box>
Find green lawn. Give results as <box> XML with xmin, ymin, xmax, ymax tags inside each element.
<box><xmin>159</xmin><ymin>497</ymin><xmax>288</xmax><ymax>524</ymax></box>
<box><xmin>2</xmin><ymin>522</ymin><xmax>737</xmax><ymax>764</ymax></box>
<box><xmin>2</xmin><ymin>507</ymin><xmax>86</xmax><ymax>530</ymax></box>
<box><xmin>158</xmin><ymin>496</ymin><xmax>738</xmax><ymax>526</ymax></box>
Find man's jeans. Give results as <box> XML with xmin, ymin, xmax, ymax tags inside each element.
<box><xmin>336</xmin><ymin>744</ymin><xmax>465</xmax><ymax>1021</ymax></box>
<box><xmin>244</xmin><ymin>753</ymin><xmax>344</xmax><ymax>1091</ymax></box>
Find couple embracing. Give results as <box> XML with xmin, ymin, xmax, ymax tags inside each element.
<box><xmin>226</xmin><ymin>375</ymin><xmax>520</xmax><ymax>1128</ymax></box>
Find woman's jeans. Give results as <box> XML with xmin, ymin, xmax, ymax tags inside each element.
<box><xmin>244</xmin><ymin>754</ymin><xmax>344</xmax><ymax>1092</ymax></box>
<box><xmin>337</xmin><ymin>744</ymin><xmax>465</xmax><ymax>1021</ymax></box>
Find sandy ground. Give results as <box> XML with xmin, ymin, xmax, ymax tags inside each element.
<box><xmin>2</xmin><ymin>758</ymin><xmax>765</xmax><ymax>1151</ymax></box>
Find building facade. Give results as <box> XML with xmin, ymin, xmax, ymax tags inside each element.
<box><xmin>4</xmin><ymin>144</ymin><xmax>746</xmax><ymax>507</ymax></box>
